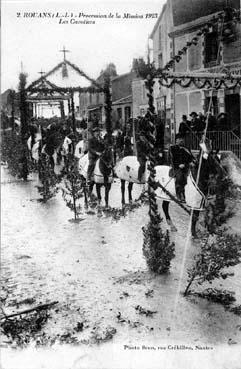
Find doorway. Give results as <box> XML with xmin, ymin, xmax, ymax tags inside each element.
<box><xmin>225</xmin><ymin>94</ymin><xmax>240</xmax><ymax>136</ymax></box>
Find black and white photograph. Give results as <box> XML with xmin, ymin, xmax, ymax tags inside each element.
<box><xmin>1</xmin><ymin>0</ymin><xmax>241</xmax><ymax>368</ymax></box>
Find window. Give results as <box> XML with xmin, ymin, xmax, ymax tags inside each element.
<box><xmin>205</xmin><ymin>96</ymin><xmax>218</xmax><ymax>117</ymax></box>
<box><xmin>117</xmin><ymin>108</ymin><xmax>122</xmax><ymax>120</ymax></box>
<box><xmin>124</xmin><ymin>106</ymin><xmax>131</xmax><ymax>122</ymax></box>
<box><xmin>158</xmin><ymin>53</ymin><xmax>163</xmax><ymax>68</ymax></box>
<box><xmin>204</xmin><ymin>31</ymin><xmax>219</xmax><ymax>66</ymax></box>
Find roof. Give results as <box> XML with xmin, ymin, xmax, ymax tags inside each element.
<box><xmin>111</xmin><ymin>72</ymin><xmax>133</xmax><ymax>81</ymax></box>
<box><xmin>27</xmin><ymin>59</ymin><xmax>102</xmax><ymax>90</ymax></box>
<box><xmin>112</xmin><ymin>95</ymin><xmax>132</xmax><ymax>105</ymax></box>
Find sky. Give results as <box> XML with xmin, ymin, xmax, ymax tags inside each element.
<box><xmin>1</xmin><ymin>0</ymin><xmax>165</xmax><ymax>91</ymax></box>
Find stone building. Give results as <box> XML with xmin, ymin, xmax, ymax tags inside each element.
<box><xmin>150</xmin><ymin>0</ymin><xmax>174</xmax><ymax>145</ymax></box>
<box><xmin>149</xmin><ymin>0</ymin><xmax>241</xmax><ymax>157</ymax></box>
<box><xmin>78</xmin><ymin>63</ymin><xmax>117</xmax><ymax>128</ymax></box>
<box><xmin>132</xmin><ymin>76</ymin><xmax>149</xmax><ymax>118</ymax></box>
<box><xmin>111</xmin><ymin>72</ymin><xmax>133</xmax><ymax>130</ymax></box>
<box><xmin>170</xmin><ymin>0</ymin><xmax>241</xmax><ymax>136</ymax></box>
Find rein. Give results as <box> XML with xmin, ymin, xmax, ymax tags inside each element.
<box><xmin>99</xmin><ymin>150</ymin><xmax>114</xmax><ymax>169</ymax></box>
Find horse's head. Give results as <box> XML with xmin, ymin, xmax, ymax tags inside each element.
<box><xmin>192</xmin><ymin>143</ymin><xmax>225</xmax><ymax>196</ymax></box>
<box><xmin>199</xmin><ymin>137</ymin><xmax>212</xmax><ymax>157</ymax></box>
<box><xmin>99</xmin><ymin>145</ymin><xmax>114</xmax><ymax>176</ymax></box>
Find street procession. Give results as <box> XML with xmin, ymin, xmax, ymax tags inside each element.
<box><xmin>1</xmin><ymin>1</ymin><xmax>241</xmax><ymax>368</ymax></box>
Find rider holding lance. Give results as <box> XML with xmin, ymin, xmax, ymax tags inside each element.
<box><xmin>168</xmin><ymin>133</ymin><xmax>196</xmax><ymax>203</ymax></box>
<box><xmin>87</xmin><ymin>127</ymin><xmax>104</xmax><ymax>186</ymax></box>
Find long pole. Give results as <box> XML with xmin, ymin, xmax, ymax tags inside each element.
<box><xmin>19</xmin><ymin>72</ymin><xmax>29</xmax><ymax>180</ymax></box>
<box><xmin>145</xmin><ymin>74</ymin><xmax>159</xmax><ymax>226</ymax></box>
<box><xmin>70</xmin><ymin>92</ymin><xmax>76</xmax><ymax>134</ymax></box>
<box><xmin>10</xmin><ymin>90</ymin><xmax>15</xmax><ymax>132</ymax></box>
<box><xmin>104</xmin><ymin>72</ymin><xmax>112</xmax><ymax>144</ymax></box>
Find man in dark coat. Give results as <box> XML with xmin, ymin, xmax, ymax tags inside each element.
<box><xmin>179</xmin><ymin>115</ymin><xmax>191</xmax><ymax>136</ymax></box>
<box><xmin>136</xmin><ymin>132</ymin><xmax>149</xmax><ymax>183</ymax></box>
<box><xmin>87</xmin><ymin>127</ymin><xmax>104</xmax><ymax>184</ymax></box>
<box><xmin>190</xmin><ymin>112</ymin><xmax>199</xmax><ymax>132</ymax></box>
<box><xmin>168</xmin><ymin>133</ymin><xmax>195</xmax><ymax>202</ymax></box>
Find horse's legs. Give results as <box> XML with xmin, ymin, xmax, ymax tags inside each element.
<box><xmin>82</xmin><ymin>177</ymin><xmax>88</xmax><ymax>209</ymax></box>
<box><xmin>128</xmin><ymin>182</ymin><xmax>133</xmax><ymax>203</ymax></box>
<box><xmin>191</xmin><ymin>210</ymin><xmax>199</xmax><ymax>237</ymax></box>
<box><xmin>96</xmin><ymin>183</ymin><xmax>101</xmax><ymax>205</ymax></box>
<box><xmin>88</xmin><ymin>182</ymin><xmax>94</xmax><ymax>196</ymax></box>
<box><xmin>105</xmin><ymin>182</ymin><xmax>111</xmax><ymax>208</ymax></box>
<box><xmin>121</xmin><ymin>180</ymin><xmax>125</xmax><ymax>205</ymax></box>
<box><xmin>162</xmin><ymin>201</ymin><xmax>177</xmax><ymax>232</ymax></box>
<box><xmin>103</xmin><ymin>176</ymin><xmax>110</xmax><ymax>208</ymax></box>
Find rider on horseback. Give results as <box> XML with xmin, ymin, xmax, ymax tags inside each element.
<box><xmin>87</xmin><ymin>127</ymin><xmax>104</xmax><ymax>186</ymax></box>
<box><xmin>168</xmin><ymin>133</ymin><xmax>196</xmax><ymax>203</ymax></box>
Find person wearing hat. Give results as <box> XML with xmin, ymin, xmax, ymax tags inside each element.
<box><xmin>168</xmin><ymin>133</ymin><xmax>196</xmax><ymax>202</ymax></box>
<box><xmin>190</xmin><ymin>112</ymin><xmax>199</xmax><ymax>132</ymax></box>
<box><xmin>87</xmin><ymin>127</ymin><xmax>104</xmax><ymax>185</ymax></box>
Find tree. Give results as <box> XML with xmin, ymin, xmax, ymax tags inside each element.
<box><xmin>184</xmin><ymin>231</ymin><xmax>241</xmax><ymax>296</ymax></box>
<box><xmin>36</xmin><ymin>154</ymin><xmax>59</xmax><ymax>203</ymax></box>
<box><xmin>61</xmin><ymin>155</ymin><xmax>85</xmax><ymax>221</ymax></box>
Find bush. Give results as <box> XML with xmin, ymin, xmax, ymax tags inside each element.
<box><xmin>36</xmin><ymin>155</ymin><xmax>59</xmax><ymax>202</ymax></box>
<box><xmin>1</xmin><ymin>131</ymin><xmax>30</xmax><ymax>179</ymax></box>
<box><xmin>61</xmin><ymin>155</ymin><xmax>85</xmax><ymax>220</ymax></box>
<box><xmin>184</xmin><ymin>230</ymin><xmax>241</xmax><ymax>296</ymax></box>
<box><xmin>142</xmin><ymin>216</ymin><xmax>175</xmax><ymax>274</ymax></box>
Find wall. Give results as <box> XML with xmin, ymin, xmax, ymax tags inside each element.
<box><xmin>112</xmin><ymin>73</ymin><xmax>133</xmax><ymax>102</ymax></box>
<box><xmin>132</xmin><ymin>78</ymin><xmax>148</xmax><ymax>118</ymax></box>
<box><xmin>223</xmin><ymin>24</ymin><xmax>241</xmax><ymax>64</ymax></box>
<box><xmin>172</xmin><ymin>0</ymin><xmax>240</xmax><ymax>27</ymax></box>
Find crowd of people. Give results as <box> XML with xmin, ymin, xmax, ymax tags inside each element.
<box><xmin>178</xmin><ymin>111</ymin><xmax>228</xmax><ymax>137</ymax></box>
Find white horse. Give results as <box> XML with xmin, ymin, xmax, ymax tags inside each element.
<box><xmin>114</xmin><ymin>148</ymin><xmax>219</xmax><ymax>236</ymax></box>
<box><xmin>27</xmin><ymin>127</ymin><xmax>42</xmax><ymax>162</ymax></box>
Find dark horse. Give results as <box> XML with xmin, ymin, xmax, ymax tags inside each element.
<box><xmin>79</xmin><ymin>146</ymin><xmax>114</xmax><ymax>208</ymax></box>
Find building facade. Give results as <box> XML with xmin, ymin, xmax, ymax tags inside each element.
<box><xmin>111</xmin><ymin>72</ymin><xmax>133</xmax><ymax>130</ymax></box>
<box><xmin>170</xmin><ymin>0</ymin><xmax>241</xmax><ymax>136</ymax></box>
<box><xmin>150</xmin><ymin>0</ymin><xmax>174</xmax><ymax>145</ymax></box>
<box><xmin>149</xmin><ymin>0</ymin><xmax>241</xmax><ymax>147</ymax></box>
<box><xmin>78</xmin><ymin>63</ymin><xmax>117</xmax><ymax>128</ymax></box>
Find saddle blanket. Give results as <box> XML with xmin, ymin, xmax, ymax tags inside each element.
<box><xmin>115</xmin><ymin>156</ymin><xmax>205</xmax><ymax>210</ymax></box>
<box><xmin>79</xmin><ymin>154</ymin><xmax>113</xmax><ymax>184</ymax></box>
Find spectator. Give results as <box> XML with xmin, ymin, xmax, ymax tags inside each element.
<box><xmin>196</xmin><ymin>112</ymin><xmax>206</xmax><ymax>132</ymax></box>
<box><xmin>206</xmin><ymin>112</ymin><xmax>217</xmax><ymax>131</ymax></box>
<box><xmin>189</xmin><ymin>112</ymin><xmax>199</xmax><ymax>132</ymax></box>
<box><xmin>179</xmin><ymin>115</ymin><xmax>191</xmax><ymax>136</ymax></box>
<box><xmin>217</xmin><ymin>113</ymin><xmax>228</xmax><ymax>131</ymax></box>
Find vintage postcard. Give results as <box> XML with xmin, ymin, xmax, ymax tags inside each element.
<box><xmin>1</xmin><ymin>0</ymin><xmax>241</xmax><ymax>368</ymax></box>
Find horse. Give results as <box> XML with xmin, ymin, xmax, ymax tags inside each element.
<box><xmin>78</xmin><ymin>146</ymin><xmax>114</xmax><ymax>208</ymax></box>
<box><xmin>27</xmin><ymin>125</ymin><xmax>42</xmax><ymax>162</ymax></box>
<box><xmin>114</xmin><ymin>143</ymin><xmax>223</xmax><ymax>237</ymax></box>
